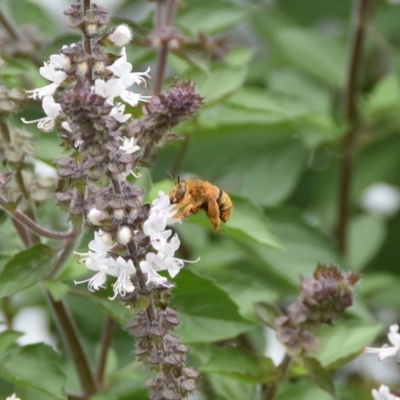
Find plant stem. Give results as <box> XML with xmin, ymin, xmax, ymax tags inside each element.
<box><xmin>0</xmin><ymin>194</ymin><xmax>75</xmax><ymax>240</ymax></box>
<box><xmin>153</xmin><ymin>0</ymin><xmax>178</xmax><ymax>94</ymax></box>
<box><xmin>263</xmin><ymin>353</ymin><xmax>292</xmax><ymax>400</ymax></box>
<box><xmin>336</xmin><ymin>0</ymin><xmax>370</xmax><ymax>254</ymax></box>
<box><xmin>83</xmin><ymin>0</ymin><xmax>93</xmax><ymax>82</ymax></box>
<box><xmin>96</xmin><ymin>316</ymin><xmax>115</xmax><ymax>385</ymax></box>
<box><xmin>45</xmin><ymin>290</ymin><xmax>99</xmax><ymax>396</ymax></box>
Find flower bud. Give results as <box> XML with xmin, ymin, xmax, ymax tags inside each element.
<box><xmin>87</xmin><ymin>208</ymin><xmax>108</xmax><ymax>225</ymax></box>
<box><xmin>118</xmin><ymin>226</ymin><xmax>132</xmax><ymax>244</ymax></box>
<box><xmin>108</xmin><ymin>25</ymin><xmax>132</xmax><ymax>47</ymax></box>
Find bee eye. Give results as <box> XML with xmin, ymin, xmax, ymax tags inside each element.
<box><xmin>176</xmin><ymin>185</ymin><xmax>186</xmax><ymax>201</ymax></box>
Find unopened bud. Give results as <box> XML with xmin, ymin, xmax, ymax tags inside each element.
<box><xmin>108</xmin><ymin>25</ymin><xmax>132</xmax><ymax>47</ymax></box>
<box><xmin>118</xmin><ymin>226</ymin><xmax>132</xmax><ymax>244</ymax></box>
<box><xmin>87</xmin><ymin>208</ymin><xmax>108</xmax><ymax>225</ymax></box>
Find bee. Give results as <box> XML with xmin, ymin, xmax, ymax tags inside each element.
<box><xmin>169</xmin><ymin>178</ymin><xmax>233</xmax><ymax>232</ymax></box>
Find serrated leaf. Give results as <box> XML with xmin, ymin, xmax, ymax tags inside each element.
<box><xmin>0</xmin><ymin>344</ymin><xmax>66</xmax><ymax>399</ymax></box>
<box><xmin>0</xmin><ymin>244</ymin><xmax>55</xmax><ymax>298</ymax></box>
<box><xmin>172</xmin><ymin>270</ymin><xmax>254</xmax><ymax>343</ymax></box>
<box><xmin>302</xmin><ymin>356</ymin><xmax>335</xmax><ymax>397</ymax></box>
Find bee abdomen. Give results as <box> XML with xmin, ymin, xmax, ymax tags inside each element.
<box><xmin>217</xmin><ymin>190</ymin><xmax>233</xmax><ymax>222</ymax></box>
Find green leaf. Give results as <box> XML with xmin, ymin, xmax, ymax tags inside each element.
<box><xmin>90</xmin><ymin>296</ymin><xmax>132</xmax><ymax>324</ymax></box>
<box><xmin>313</xmin><ymin>321</ymin><xmax>382</xmax><ymax>369</ymax></box>
<box><xmin>207</xmin><ymin>372</ymin><xmax>257</xmax><ymax>400</ymax></box>
<box><xmin>0</xmin><ymin>244</ymin><xmax>55</xmax><ymax>298</ymax></box>
<box><xmin>247</xmin><ymin>208</ymin><xmax>343</xmax><ymax>286</ymax></box>
<box><xmin>178</xmin><ymin>4</ymin><xmax>249</xmax><ymax>35</ymax></box>
<box><xmin>221</xmin><ymin>140</ymin><xmax>309</xmax><ymax>207</ymax></box>
<box><xmin>225</xmin><ymin>196</ymin><xmax>282</xmax><ymax>249</ymax></box>
<box><xmin>202</xmin><ymin>347</ymin><xmax>277</xmax><ymax>383</ymax></box>
<box><xmin>302</xmin><ymin>356</ymin><xmax>335</xmax><ymax>398</ymax></box>
<box><xmin>45</xmin><ymin>281</ymin><xmax>70</xmax><ymax>301</ymax></box>
<box><xmin>277</xmin><ymin>378</ymin><xmax>334</xmax><ymax>400</ymax></box>
<box><xmin>0</xmin><ymin>344</ymin><xmax>66</xmax><ymax>399</ymax></box>
<box><xmin>274</xmin><ymin>28</ymin><xmax>346</xmax><ymax>88</ymax></box>
<box><xmin>197</xmin><ymin>104</ymin><xmax>290</xmax><ymax>129</ymax></box>
<box><xmin>194</xmin><ymin>66</ymin><xmax>248</xmax><ymax>105</ymax></box>
<box><xmin>0</xmin><ymin>331</ymin><xmax>23</xmax><ymax>354</ymax></box>
<box><xmin>347</xmin><ymin>214</ymin><xmax>387</xmax><ymax>271</ymax></box>
<box><xmin>365</xmin><ymin>73</ymin><xmax>400</xmax><ymax>116</ymax></box>
<box><xmin>172</xmin><ymin>270</ymin><xmax>254</xmax><ymax>343</ymax></box>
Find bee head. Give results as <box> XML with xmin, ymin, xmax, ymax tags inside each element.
<box><xmin>169</xmin><ymin>176</ymin><xmax>186</xmax><ymax>203</ymax></box>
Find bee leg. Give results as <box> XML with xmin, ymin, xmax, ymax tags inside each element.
<box><xmin>206</xmin><ymin>197</ymin><xmax>221</xmax><ymax>232</ymax></box>
<box><xmin>174</xmin><ymin>203</ymin><xmax>198</xmax><ymax>219</ymax></box>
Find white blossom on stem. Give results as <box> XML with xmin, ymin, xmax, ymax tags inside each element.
<box><xmin>119</xmin><ymin>136</ymin><xmax>140</xmax><ymax>154</ymax></box>
<box><xmin>21</xmin><ymin>95</ymin><xmax>62</xmax><ymax>131</ymax></box>
<box><xmin>365</xmin><ymin>324</ymin><xmax>400</xmax><ymax>361</ymax></box>
<box><xmin>372</xmin><ymin>385</ymin><xmax>400</xmax><ymax>400</ymax></box>
<box><xmin>140</xmin><ymin>191</ymin><xmax>199</xmax><ymax>285</ymax></box>
<box><xmin>110</xmin><ymin>103</ymin><xmax>132</xmax><ymax>123</ymax></box>
<box><xmin>25</xmin><ymin>60</ymin><xmax>67</xmax><ymax>99</ymax></box>
<box><xmin>74</xmin><ymin>231</ymin><xmax>136</xmax><ymax>299</ymax></box>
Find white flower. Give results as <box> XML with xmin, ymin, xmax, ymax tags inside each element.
<box><xmin>108</xmin><ymin>257</ymin><xmax>136</xmax><ymax>300</ymax></box>
<box><xmin>372</xmin><ymin>385</ymin><xmax>400</xmax><ymax>400</ymax></box>
<box><xmin>108</xmin><ymin>25</ymin><xmax>133</xmax><ymax>47</ymax></box>
<box><xmin>6</xmin><ymin>394</ymin><xmax>21</xmax><ymax>400</ymax></box>
<box><xmin>49</xmin><ymin>53</ymin><xmax>71</xmax><ymax>71</ymax></box>
<box><xmin>74</xmin><ymin>231</ymin><xmax>137</xmax><ymax>300</ymax></box>
<box><xmin>365</xmin><ymin>324</ymin><xmax>400</xmax><ymax>361</ymax></box>
<box><xmin>74</xmin><ymin>232</ymin><xmax>113</xmax><ymax>292</ymax></box>
<box><xmin>94</xmin><ymin>78</ymin><xmax>125</xmax><ymax>104</ymax></box>
<box><xmin>140</xmin><ymin>194</ymin><xmax>199</xmax><ymax>285</ymax></box>
<box><xmin>106</xmin><ymin>47</ymin><xmax>151</xmax><ymax>106</ymax></box>
<box><xmin>21</xmin><ymin>96</ymin><xmax>62</xmax><ymax>131</ymax></box>
<box><xmin>25</xmin><ymin>60</ymin><xmax>67</xmax><ymax>99</ymax></box>
<box><xmin>110</xmin><ymin>103</ymin><xmax>131</xmax><ymax>123</ymax></box>
<box><xmin>151</xmin><ymin>191</ymin><xmax>178</xmax><ymax>221</ymax></box>
<box><xmin>361</xmin><ymin>182</ymin><xmax>400</xmax><ymax>218</ymax></box>
<box><xmin>119</xmin><ymin>136</ymin><xmax>140</xmax><ymax>154</ymax></box>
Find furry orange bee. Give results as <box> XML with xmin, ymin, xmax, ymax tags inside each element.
<box><xmin>169</xmin><ymin>178</ymin><xmax>233</xmax><ymax>232</ymax></box>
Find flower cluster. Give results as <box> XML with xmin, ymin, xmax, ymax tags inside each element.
<box><xmin>276</xmin><ymin>264</ymin><xmax>361</xmax><ymax>355</ymax></box>
<box><xmin>22</xmin><ymin>42</ymin><xmax>149</xmax><ymax>133</ymax></box>
<box><xmin>75</xmin><ymin>191</ymin><xmax>197</xmax><ymax>299</ymax></box>
<box><xmin>19</xmin><ymin>3</ymin><xmax>204</xmax><ymax>399</ymax></box>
